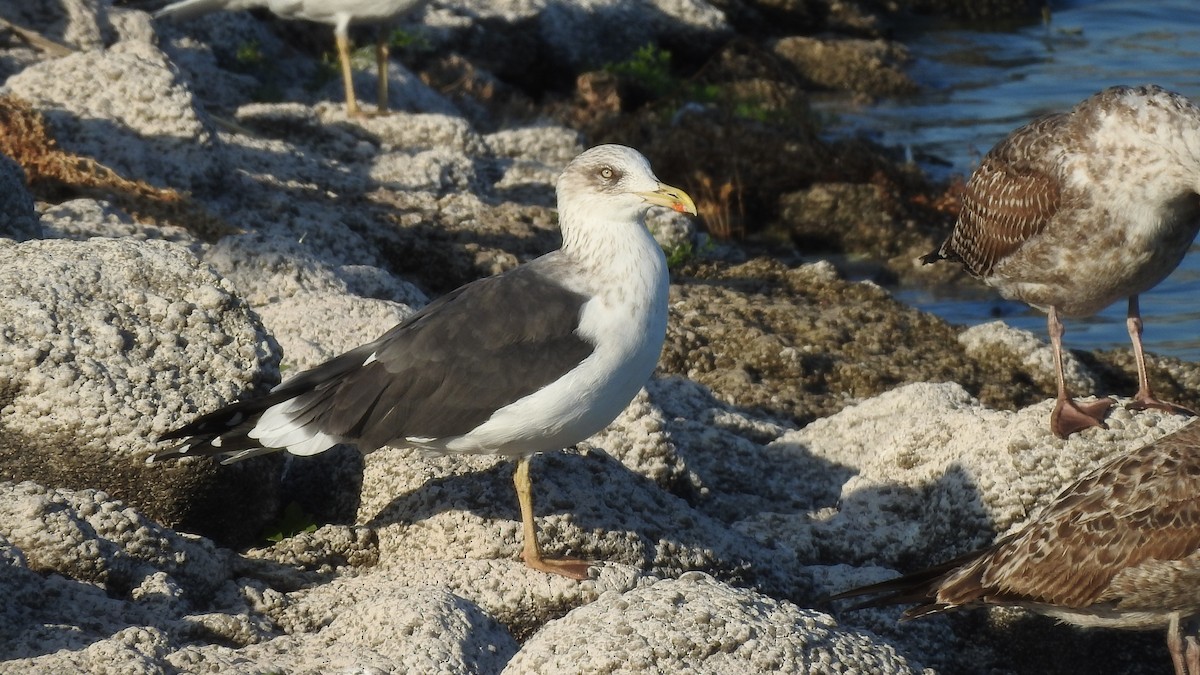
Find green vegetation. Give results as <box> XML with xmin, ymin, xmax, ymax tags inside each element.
<box><xmin>260</xmin><ymin>501</ymin><xmax>319</xmax><ymax>543</ymax></box>
<box><xmin>228</xmin><ymin>40</ymin><xmax>284</xmax><ymax>102</ymax></box>
<box><xmin>665</xmin><ymin>241</ymin><xmax>695</xmax><ymax>270</ymax></box>
<box><xmin>664</xmin><ymin>238</ymin><xmax>714</xmax><ymax>270</ymax></box>
<box><xmin>234</xmin><ymin>40</ymin><xmax>265</xmax><ymax>69</ymax></box>
<box><xmin>388</xmin><ymin>28</ymin><xmax>432</xmax><ymax>52</ymax></box>
<box><xmin>307</xmin><ymin>53</ymin><xmax>340</xmax><ymax>93</ymax></box>
<box><xmin>604</xmin><ymin>43</ymin><xmax>806</xmax><ymax>125</ymax></box>
<box><xmin>606</xmin><ymin>43</ymin><xmax>677</xmax><ymax>99</ymax></box>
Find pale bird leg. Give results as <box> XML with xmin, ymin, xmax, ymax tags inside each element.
<box><xmin>1125</xmin><ymin>296</ymin><xmax>1196</xmax><ymax>416</ymax></box>
<box><xmin>375</xmin><ymin>34</ymin><xmax>390</xmax><ymax>114</ymax></box>
<box><xmin>1170</xmin><ymin>615</ymin><xmax>1187</xmax><ymax>675</ymax></box>
<box><xmin>1048</xmin><ymin>306</ymin><xmax>1113</xmax><ymax>438</ymax></box>
<box><xmin>334</xmin><ymin>23</ymin><xmax>362</xmax><ymax>117</ymax></box>
<box><xmin>515</xmin><ymin>456</ymin><xmax>591</xmax><ymax>580</ymax></box>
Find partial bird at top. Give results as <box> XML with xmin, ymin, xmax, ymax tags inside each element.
<box><xmin>154</xmin><ymin>0</ymin><xmax>429</xmax><ymax>117</ymax></box>
<box><xmin>150</xmin><ymin>144</ymin><xmax>697</xmax><ymax>580</ymax></box>
<box><xmin>923</xmin><ymin>85</ymin><xmax>1200</xmax><ymax>438</ymax></box>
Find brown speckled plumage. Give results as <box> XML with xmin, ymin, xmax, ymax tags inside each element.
<box><xmin>927</xmin><ymin>85</ymin><xmax>1200</xmax><ymax>437</ymax></box>
<box><xmin>941</xmin><ymin>113</ymin><xmax>1067</xmax><ymax>280</ymax></box>
<box><xmin>833</xmin><ymin>420</ymin><xmax>1200</xmax><ymax>674</ymax></box>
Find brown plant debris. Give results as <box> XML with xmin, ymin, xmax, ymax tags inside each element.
<box><xmin>0</xmin><ymin>95</ymin><xmax>236</xmax><ymax>241</ymax></box>
<box><xmin>691</xmin><ymin>170</ymin><xmax>745</xmax><ymax>240</ymax></box>
<box><xmin>0</xmin><ymin>17</ymin><xmax>73</xmax><ymax>57</ymax></box>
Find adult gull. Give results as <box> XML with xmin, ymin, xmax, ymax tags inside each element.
<box><xmin>153</xmin><ymin>144</ymin><xmax>697</xmax><ymax>579</ymax></box>
<box><xmin>154</xmin><ymin>0</ymin><xmax>428</xmax><ymax>116</ymax></box>
<box><xmin>923</xmin><ymin>85</ymin><xmax>1200</xmax><ymax>438</ymax></box>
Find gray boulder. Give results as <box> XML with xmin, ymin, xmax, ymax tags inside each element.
<box><xmin>0</xmin><ymin>153</ymin><xmax>39</xmax><ymax>240</ymax></box>
<box><xmin>0</xmin><ymin>237</ymin><xmax>279</xmax><ymax>543</ymax></box>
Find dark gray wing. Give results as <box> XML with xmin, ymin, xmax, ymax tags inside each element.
<box><xmin>159</xmin><ymin>260</ymin><xmax>595</xmax><ymax>456</ymax></box>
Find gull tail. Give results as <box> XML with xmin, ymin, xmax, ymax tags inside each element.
<box><xmin>919</xmin><ymin>249</ymin><xmax>946</xmax><ymax>265</ymax></box>
<box><xmin>826</xmin><ymin>554</ymin><xmax>981</xmax><ymax>620</ymax></box>
<box><xmin>919</xmin><ymin>236</ymin><xmax>967</xmax><ymax>267</ymax></box>
<box><xmin>152</xmin><ymin>346</ymin><xmax>373</xmax><ymax>465</ymax></box>
<box><xmin>153</xmin><ymin>394</ymin><xmax>291</xmax><ymax>464</ymax></box>
<box><xmin>154</xmin><ymin>0</ymin><xmax>267</xmax><ymax>21</ymax></box>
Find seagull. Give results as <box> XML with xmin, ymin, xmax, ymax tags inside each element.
<box><xmin>152</xmin><ymin>144</ymin><xmax>697</xmax><ymax>579</ymax></box>
<box><xmin>831</xmin><ymin>420</ymin><xmax>1200</xmax><ymax>675</ymax></box>
<box><xmin>153</xmin><ymin>0</ymin><xmax>428</xmax><ymax>117</ymax></box>
<box><xmin>922</xmin><ymin>85</ymin><xmax>1200</xmax><ymax>438</ymax></box>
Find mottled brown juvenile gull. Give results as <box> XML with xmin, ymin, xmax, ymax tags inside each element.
<box><xmin>152</xmin><ymin>144</ymin><xmax>696</xmax><ymax>579</ymax></box>
<box><xmin>154</xmin><ymin>0</ymin><xmax>428</xmax><ymax>117</ymax></box>
<box><xmin>831</xmin><ymin>420</ymin><xmax>1200</xmax><ymax>674</ymax></box>
<box><xmin>923</xmin><ymin>85</ymin><xmax>1200</xmax><ymax>438</ymax></box>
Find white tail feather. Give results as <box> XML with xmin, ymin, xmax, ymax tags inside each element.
<box><xmin>248</xmin><ymin>400</ymin><xmax>341</xmax><ymax>455</ymax></box>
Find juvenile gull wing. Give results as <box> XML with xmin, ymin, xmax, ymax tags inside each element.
<box><xmin>832</xmin><ymin>422</ymin><xmax>1200</xmax><ymax>620</ymax></box>
<box><xmin>951</xmin><ymin>428</ymin><xmax>1200</xmax><ymax>611</ymax></box>
<box><xmin>938</xmin><ymin>114</ymin><xmax>1068</xmax><ymax>278</ymax></box>
<box><xmin>158</xmin><ymin>258</ymin><xmax>593</xmax><ymax>459</ymax></box>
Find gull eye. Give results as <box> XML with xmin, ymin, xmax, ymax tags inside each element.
<box><xmin>599</xmin><ymin>166</ymin><xmax>616</xmax><ymax>181</ymax></box>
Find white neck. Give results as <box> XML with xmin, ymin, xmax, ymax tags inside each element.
<box><xmin>559</xmin><ymin>204</ymin><xmax>666</xmax><ymax>283</ymax></box>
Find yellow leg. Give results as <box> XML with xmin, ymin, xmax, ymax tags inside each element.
<box><xmin>514</xmin><ymin>456</ymin><xmax>591</xmax><ymax>580</ymax></box>
<box><xmin>375</xmin><ymin>35</ymin><xmax>390</xmax><ymax>114</ymax></box>
<box><xmin>334</xmin><ymin>28</ymin><xmax>361</xmax><ymax>116</ymax></box>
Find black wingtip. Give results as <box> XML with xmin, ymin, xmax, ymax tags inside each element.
<box><xmin>824</xmin><ymin>585</ymin><xmax>944</xmax><ymax>619</ymax></box>
<box><xmin>825</xmin><ymin>557</ymin><xmax>970</xmax><ymax>614</ymax></box>
<box><xmin>919</xmin><ymin>249</ymin><xmax>945</xmax><ymax>265</ymax></box>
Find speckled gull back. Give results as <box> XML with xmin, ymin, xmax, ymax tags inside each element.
<box><xmin>922</xmin><ymin>421</ymin><xmax>1200</xmax><ymax>623</ymax></box>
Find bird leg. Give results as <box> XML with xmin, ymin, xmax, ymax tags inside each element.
<box><xmin>1125</xmin><ymin>296</ymin><xmax>1196</xmax><ymax>417</ymax></box>
<box><xmin>1170</xmin><ymin>616</ymin><xmax>1186</xmax><ymax>675</ymax></box>
<box><xmin>334</xmin><ymin>25</ymin><xmax>363</xmax><ymax>117</ymax></box>
<box><xmin>1168</xmin><ymin>615</ymin><xmax>1198</xmax><ymax>675</ymax></box>
<box><xmin>1047</xmin><ymin>307</ymin><xmax>1113</xmax><ymax>438</ymax></box>
<box><xmin>375</xmin><ymin>33</ymin><xmax>390</xmax><ymax>114</ymax></box>
<box><xmin>514</xmin><ymin>456</ymin><xmax>591</xmax><ymax>580</ymax></box>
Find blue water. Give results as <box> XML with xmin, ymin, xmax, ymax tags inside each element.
<box><xmin>815</xmin><ymin>0</ymin><xmax>1200</xmax><ymax>361</ymax></box>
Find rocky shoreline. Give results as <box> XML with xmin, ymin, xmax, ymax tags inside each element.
<box><xmin>1</xmin><ymin>1</ymin><xmax>1196</xmax><ymax>673</ymax></box>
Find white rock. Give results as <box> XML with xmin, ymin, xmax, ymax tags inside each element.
<box><xmin>0</xmin><ymin>238</ymin><xmax>275</xmax><ymax>454</ymax></box>
<box><xmin>742</xmin><ymin>381</ymin><xmax>1191</xmax><ymax>568</ymax></box>
<box><xmin>4</xmin><ymin>40</ymin><xmax>224</xmax><ymax>191</ymax></box>
<box><xmin>0</xmin><ymin>481</ymin><xmax>229</xmax><ymax>597</ymax></box>
<box><xmin>39</xmin><ymin>198</ymin><xmax>194</xmax><ymax>243</ymax></box>
<box><xmin>432</xmin><ymin>0</ymin><xmax>730</xmax><ymax>68</ymax></box>
<box><xmin>257</xmin><ymin>292</ymin><xmax>415</xmax><ymax>371</ymax></box>
<box><xmin>370</xmin><ymin>146</ymin><xmax>479</xmax><ymax>194</ymax></box>
<box><xmin>505</xmin><ymin>572</ymin><xmax>929</xmax><ymax>674</ymax></box>
<box><xmin>959</xmin><ymin>320</ymin><xmax>1097</xmax><ymax>394</ymax></box>
<box><xmin>0</xmin><ymin>0</ymin><xmax>111</xmax><ymax>50</ymax></box>
<box><xmin>168</xmin><ymin>576</ymin><xmax>519</xmax><ymax>674</ymax></box>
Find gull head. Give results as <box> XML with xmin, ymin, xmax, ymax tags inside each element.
<box><xmin>556</xmin><ymin>145</ymin><xmax>697</xmax><ymax>226</ymax></box>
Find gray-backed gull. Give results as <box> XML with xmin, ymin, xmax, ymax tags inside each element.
<box><xmin>153</xmin><ymin>144</ymin><xmax>697</xmax><ymax>580</ymax></box>
<box><xmin>832</xmin><ymin>419</ymin><xmax>1200</xmax><ymax>675</ymax></box>
<box><xmin>923</xmin><ymin>85</ymin><xmax>1200</xmax><ymax>438</ymax></box>
<box><xmin>154</xmin><ymin>0</ymin><xmax>428</xmax><ymax>117</ymax></box>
